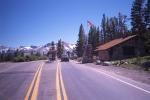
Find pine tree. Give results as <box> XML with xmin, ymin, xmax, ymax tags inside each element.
<box><xmin>118</xmin><ymin>13</ymin><xmax>128</xmax><ymax>37</ymax></box>
<box><xmin>14</xmin><ymin>49</ymin><xmax>19</xmax><ymax>57</ymax></box>
<box><xmin>87</xmin><ymin>26</ymin><xmax>100</xmax><ymax>55</ymax></box>
<box><xmin>144</xmin><ymin>0</ymin><xmax>150</xmax><ymax>53</ymax></box>
<box><xmin>105</xmin><ymin>17</ymin><xmax>111</xmax><ymax>42</ymax></box>
<box><xmin>1</xmin><ymin>51</ymin><xmax>5</xmax><ymax>61</ymax></box>
<box><xmin>100</xmin><ymin>13</ymin><xmax>128</xmax><ymax>43</ymax></box>
<box><xmin>76</xmin><ymin>24</ymin><xmax>86</xmax><ymax>57</ymax></box>
<box><xmin>144</xmin><ymin>29</ymin><xmax>150</xmax><ymax>53</ymax></box>
<box><xmin>88</xmin><ymin>27</ymin><xmax>93</xmax><ymax>45</ymax></box>
<box><xmin>109</xmin><ymin>17</ymin><xmax>116</xmax><ymax>40</ymax></box>
<box><xmin>96</xmin><ymin>27</ymin><xmax>100</xmax><ymax>47</ymax></box>
<box><xmin>131</xmin><ymin>0</ymin><xmax>146</xmax><ymax>36</ymax></box>
<box><xmin>51</xmin><ymin>41</ymin><xmax>56</xmax><ymax>60</ymax></box>
<box><xmin>0</xmin><ymin>53</ymin><xmax>2</xmax><ymax>62</ymax></box>
<box><xmin>101</xmin><ymin>14</ymin><xmax>107</xmax><ymax>43</ymax></box>
<box><xmin>99</xmin><ymin>30</ymin><xmax>103</xmax><ymax>45</ymax></box>
<box><xmin>145</xmin><ymin>0</ymin><xmax>150</xmax><ymax>30</ymax></box>
<box><xmin>131</xmin><ymin>0</ymin><xmax>146</xmax><ymax>56</ymax></box>
<box><xmin>51</xmin><ymin>41</ymin><xmax>55</xmax><ymax>50</ymax></box>
<box><xmin>57</xmin><ymin>39</ymin><xmax>64</xmax><ymax>58</ymax></box>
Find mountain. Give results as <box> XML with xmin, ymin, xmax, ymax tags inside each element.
<box><xmin>0</xmin><ymin>45</ymin><xmax>11</xmax><ymax>53</ymax></box>
<box><xmin>18</xmin><ymin>46</ymin><xmax>33</xmax><ymax>51</ymax></box>
<box><xmin>0</xmin><ymin>45</ymin><xmax>8</xmax><ymax>49</ymax></box>
<box><xmin>62</xmin><ymin>42</ymin><xmax>76</xmax><ymax>52</ymax></box>
<box><xmin>0</xmin><ymin>42</ymin><xmax>76</xmax><ymax>55</ymax></box>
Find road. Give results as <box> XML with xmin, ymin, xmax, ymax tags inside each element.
<box><xmin>0</xmin><ymin>60</ymin><xmax>150</xmax><ymax>100</ymax></box>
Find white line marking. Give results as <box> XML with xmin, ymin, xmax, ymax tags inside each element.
<box><xmin>72</xmin><ymin>61</ymin><xmax>150</xmax><ymax>95</ymax></box>
<box><xmin>90</xmin><ymin>67</ymin><xmax>150</xmax><ymax>94</ymax></box>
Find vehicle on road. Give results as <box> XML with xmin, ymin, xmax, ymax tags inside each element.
<box><xmin>61</xmin><ymin>55</ymin><xmax>69</xmax><ymax>62</ymax></box>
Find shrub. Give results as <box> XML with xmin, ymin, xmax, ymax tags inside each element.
<box><xmin>38</xmin><ymin>56</ymin><xmax>47</xmax><ymax>60</ymax></box>
<box><xmin>13</xmin><ymin>56</ymin><xmax>25</xmax><ymax>62</ymax></box>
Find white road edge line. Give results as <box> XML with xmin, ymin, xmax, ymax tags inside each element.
<box><xmin>90</xmin><ymin>67</ymin><xmax>150</xmax><ymax>94</ymax></box>
<box><xmin>72</xmin><ymin>60</ymin><xmax>150</xmax><ymax>94</ymax></box>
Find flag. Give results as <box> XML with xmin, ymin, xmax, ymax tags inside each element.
<box><xmin>87</xmin><ymin>20</ymin><xmax>94</xmax><ymax>28</ymax></box>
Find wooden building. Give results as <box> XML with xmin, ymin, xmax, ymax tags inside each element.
<box><xmin>95</xmin><ymin>35</ymin><xmax>144</xmax><ymax>61</ymax></box>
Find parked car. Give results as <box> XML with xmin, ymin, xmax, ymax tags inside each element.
<box><xmin>102</xmin><ymin>61</ymin><xmax>112</xmax><ymax>66</ymax></box>
<box><xmin>96</xmin><ymin>60</ymin><xmax>102</xmax><ymax>65</ymax></box>
<box><xmin>61</xmin><ymin>55</ymin><xmax>69</xmax><ymax>62</ymax></box>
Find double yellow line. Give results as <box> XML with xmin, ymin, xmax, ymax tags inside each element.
<box><xmin>56</xmin><ymin>61</ymin><xmax>68</xmax><ymax>100</ymax></box>
<box><xmin>24</xmin><ymin>63</ymin><xmax>44</xmax><ymax>100</ymax></box>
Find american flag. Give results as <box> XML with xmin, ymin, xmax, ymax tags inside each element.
<box><xmin>87</xmin><ymin>20</ymin><xmax>94</xmax><ymax>28</ymax></box>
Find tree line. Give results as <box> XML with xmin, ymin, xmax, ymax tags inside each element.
<box><xmin>0</xmin><ymin>40</ymin><xmax>65</xmax><ymax>62</ymax></box>
<box><xmin>76</xmin><ymin>0</ymin><xmax>150</xmax><ymax>58</ymax></box>
<box><xmin>0</xmin><ymin>50</ymin><xmax>47</xmax><ymax>62</ymax></box>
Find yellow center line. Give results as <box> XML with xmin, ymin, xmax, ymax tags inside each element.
<box><xmin>56</xmin><ymin>59</ymin><xmax>68</xmax><ymax>100</ymax></box>
<box><xmin>58</xmin><ymin>62</ymin><xmax>68</xmax><ymax>100</ymax></box>
<box><xmin>24</xmin><ymin>62</ymin><xmax>44</xmax><ymax>100</ymax></box>
<box><xmin>31</xmin><ymin>63</ymin><xmax>44</xmax><ymax>100</ymax></box>
<box><xmin>56</xmin><ymin>61</ymin><xmax>62</xmax><ymax>100</ymax></box>
<box><xmin>24</xmin><ymin>63</ymin><xmax>42</xmax><ymax>100</ymax></box>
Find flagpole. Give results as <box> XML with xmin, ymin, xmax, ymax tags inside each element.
<box><xmin>82</xmin><ymin>20</ymin><xmax>94</xmax><ymax>63</ymax></box>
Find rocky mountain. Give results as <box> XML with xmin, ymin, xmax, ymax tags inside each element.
<box><xmin>62</xmin><ymin>42</ymin><xmax>76</xmax><ymax>52</ymax></box>
<box><xmin>0</xmin><ymin>45</ymin><xmax>11</xmax><ymax>53</ymax></box>
<box><xmin>0</xmin><ymin>42</ymin><xmax>76</xmax><ymax>56</ymax></box>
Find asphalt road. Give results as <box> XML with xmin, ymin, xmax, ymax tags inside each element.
<box><xmin>0</xmin><ymin>60</ymin><xmax>150</xmax><ymax>100</ymax></box>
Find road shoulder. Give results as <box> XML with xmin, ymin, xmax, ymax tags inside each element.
<box><xmin>71</xmin><ymin>60</ymin><xmax>150</xmax><ymax>86</ymax></box>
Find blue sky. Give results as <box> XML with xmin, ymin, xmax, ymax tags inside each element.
<box><xmin>0</xmin><ymin>0</ymin><xmax>133</xmax><ymax>47</ymax></box>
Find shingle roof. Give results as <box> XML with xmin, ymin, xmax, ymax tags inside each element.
<box><xmin>95</xmin><ymin>35</ymin><xmax>136</xmax><ymax>51</ymax></box>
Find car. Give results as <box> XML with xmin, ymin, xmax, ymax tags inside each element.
<box><xmin>61</xmin><ymin>55</ymin><xmax>69</xmax><ymax>62</ymax></box>
<box><xmin>96</xmin><ymin>60</ymin><xmax>102</xmax><ymax>65</ymax></box>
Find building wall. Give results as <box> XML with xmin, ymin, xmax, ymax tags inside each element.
<box><xmin>109</xmin><ymin>45</ymin><xmax>124</xmax><ymax>60</ymax></box>
<box><xmin>110</xmin><ymin>38</ymin><xmax>137</xmax><ymax>60</ymax></box>
<box><xmin>98</xmin><ymin>38</ymin><xmax>143</xmax><ymax>61</ymax></box>
<box><xmin>98</xmin><ymin>50</ymin><xmax>109</xmax><ymax>61</ymax></box>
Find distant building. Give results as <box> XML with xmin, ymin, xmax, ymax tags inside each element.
<box><xmin>95</xmin><ymin>35</ymin><xmax>145</xmax><ymax>61</ymax></box>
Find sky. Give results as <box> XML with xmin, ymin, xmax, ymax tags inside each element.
<box><xmin>0</xmin><ymin>0</ymin><xmax>134</xmax><ymax>47</ymax></box>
